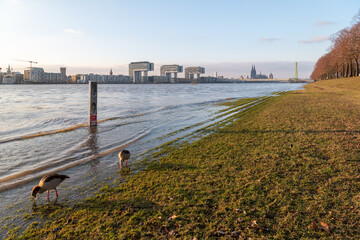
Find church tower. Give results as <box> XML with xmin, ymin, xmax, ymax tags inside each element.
<box><xmin>110</xmin><ymin>69</ymin><xmax>113</xmax><ymax>76</ymax></box>
<box><xmin>250</xmin><ymin>65</ymin><xmax>257</xmax><ymax>79</ymax></box>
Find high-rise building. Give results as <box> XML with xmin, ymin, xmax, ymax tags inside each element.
<box><xmin>129</xmin><ymin>61</ymin><xmax>154</xmax><ymax>83</ymax></box>
<box><xmin>185</xmin><ymin>66</ymin><xmax>205</xmax><ymax>79</ymax></box>
<box><xmin>160</xmin><ymin>65</ymin><xmax>183</xmax><ymax>83</ymax></box>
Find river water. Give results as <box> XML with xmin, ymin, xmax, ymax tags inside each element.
<box><xmin>0</xmin><ymin>83</ymin><xmax>305</xmax><ymax>236</ymax></box>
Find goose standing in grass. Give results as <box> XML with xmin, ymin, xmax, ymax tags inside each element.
<box><xmin>119</xmin><ymin>150</ymin><xmax>131</xmax><ymax>169</ymax></box>
<box><xmin>31</xmin><ymin>173</ymin><xmax>69</xmax><ymax>198</ymax></box>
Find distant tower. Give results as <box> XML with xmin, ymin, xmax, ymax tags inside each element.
<box><xmin>60</xmin><ymin>67</ymin><xmax>66</xmax><ymax>76</ymax></box>
<box><xmin>250</xmin><ymin>65</ymin><xmax>257</xmax><ymax>79</ymax></box>
<box><xmin>60</xmin><ymin>67</ymin><xmax>66</xmax><ymax>82</ymax></box>
<box><xmin>294</xmin><ymin>62</ymin><xmax>299</xmax><ymax>80</ymax></box>
<box><xmin>7</xmin><ymin>65</ymin><xmax>11</xmax><ymax>74</ymax></box>
<box><xmin>110</xmin><ymin>69</ymin><xmax>113</xmax><ymax>76</ymax></box>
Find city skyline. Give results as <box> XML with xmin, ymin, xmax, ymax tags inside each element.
<box><xmin>1</xmin><ymin>0</ymin><xmax>359</xmax><ymax>78</ymax></box>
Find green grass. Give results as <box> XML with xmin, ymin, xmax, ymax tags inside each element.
<box><xmin>13</xmin><ymin>78</ymin><xmax>360</xmax><ymax>239</ymax></box>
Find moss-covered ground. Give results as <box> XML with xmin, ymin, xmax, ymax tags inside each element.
<box><xmin>13</xmin><ymin>78</ymin><xmax>360</xmax><ymax>239</ymax></box>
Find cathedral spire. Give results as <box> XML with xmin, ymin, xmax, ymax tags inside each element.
<box><xmin>251</xmin><ymin>65</ymin><xmax>257</xmax><ymax>79</ymax></box>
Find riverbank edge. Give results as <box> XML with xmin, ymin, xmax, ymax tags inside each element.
<box><xmin>14</xmin><ymin>78</ymin><xmax>360</xmax><ymax>239</ymax></box>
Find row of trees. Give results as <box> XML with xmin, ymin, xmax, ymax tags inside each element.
<box><xmin>311</xmin><ymin>12</ymin><xmax>360</xmax><ymax>80</ymax></box>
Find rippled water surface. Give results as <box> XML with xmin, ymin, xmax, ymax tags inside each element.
<box><xmin>0</xmin><ymin>83</ymin><xmax>305</xmax><ymax>236</ymax></box>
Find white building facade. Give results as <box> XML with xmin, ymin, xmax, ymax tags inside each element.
<box><xmin>78</xmin><ymin>74</ymin><xmax>131</xmax><ymax>84</ymax></box>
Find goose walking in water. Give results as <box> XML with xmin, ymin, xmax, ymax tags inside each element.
<box><xmin>119</xmin><ymin>150</ymin><xmax>131</xmax><ymax>169</ymax></box>
<box><xmin>31</xmin><ymin>173</ymin><xmax>69</xmax><ymax>198</ymax></box>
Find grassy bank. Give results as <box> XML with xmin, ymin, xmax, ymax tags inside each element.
<box><xmin>15</xmin><ymin>78</ymin><xmax>360</xmax><ymax>239</ymax></box>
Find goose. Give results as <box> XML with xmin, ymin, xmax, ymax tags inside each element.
<box><xmin>31</xmin><ymin>173</ymin><xmax>69</xmax><ymax>198</ymax></box>
<box><xmin>119</xmin><ymin>150</ymin><xmax>131</xmax><ymax>169</ymax></box>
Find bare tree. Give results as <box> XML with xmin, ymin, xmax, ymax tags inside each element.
<box><xmin>352</xmin><ymin>8</ymin><xmax>360</xmax><ymax>25</ymax></box>
<box><xmin>311</xmin><ymin>15</ymin><xmax>360</xmax><ymax>80</ymax></box>
<box><xmin>349</xmin><ymin>22</ymin><xmax>360</xmax><ymax>76</ymax></box>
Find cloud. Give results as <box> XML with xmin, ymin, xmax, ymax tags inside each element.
<box><xmin>314</xmin><ymin>21</ymin><xmax>335</xmax><ymax>26</ymax></box>
<box><xmin>64</xmin><ymin>29</ymin><xmax>83</xmax><ymax>35</ymax></box>
<box><xmin>259</xmin><ymin>38</ymin><xmax>280</xmax><ymax>42</ymax></box>
<box><xmin>299</xmin><ymin>36</ymin><xmax>328</xmax><ymax>44</ymax></box>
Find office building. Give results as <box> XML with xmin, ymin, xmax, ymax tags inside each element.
<box><xmin>24</xmin><ymin>67</ymin><xmax>44</xmax><ymax>83</ymax></box>
<box><xmin>185</xmin><ymin>66</ymin><xmax>205</xmax><ymax>79</ymax></box>
<box><xmin>160</xmin><ymin>65</ymin><xmax>183</xmax><ymax>83</ymax></box>
<box><xmin>24</xmin><ymin>67</ymin><xmax>68</xmax><ymax>83</ymax></box>
<box><xmin>129</xmin><ymin>61</ymin><xmax>154</xmax><ymax>83</ymax></box>
<box><xmin>78</xmin><ymin>73</ymin><xmax>130</xmax><ymax>84</ymax></box>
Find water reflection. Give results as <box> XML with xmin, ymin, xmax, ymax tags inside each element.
<box><xmin>87</xmin><ymin>126</ymin><xmax>99</xmax><ymax>155</ymax></box>
<box><xmin>87</xmin><ymin>126</ymin><xmax>101</xmax><ymax>170</ymax></box>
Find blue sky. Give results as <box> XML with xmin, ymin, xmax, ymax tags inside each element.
<box><xmin>0</xmin><ymin>0</ymin><xmax>359</xmax><ymax>78</ymax></box>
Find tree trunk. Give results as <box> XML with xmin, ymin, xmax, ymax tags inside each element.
<box><xmin>348</xmin><ymin>62</ymin><xmax>352</xmax><ymax>77</ymax></box>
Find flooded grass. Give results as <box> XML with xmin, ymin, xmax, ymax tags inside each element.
<box><xmin>11</xmin><ymin>78</ymin><xmax>360</xmax><ymax>239</ymax></box>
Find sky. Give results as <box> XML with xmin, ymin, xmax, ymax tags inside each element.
<box><xmin>0</xmin><ymin>0</ymin><xmax>359</xmax><ymax>78</ymax></box>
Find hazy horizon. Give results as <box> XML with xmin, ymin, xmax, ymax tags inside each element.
<box><xmin>21</xmin><ymin>61</ymin><xmax>313</xmax><ymax>79</ymax></box>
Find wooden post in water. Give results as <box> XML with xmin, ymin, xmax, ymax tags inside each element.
<box><xmin>89</xmin><ymin>81</ymin><xmax>97</xmax><ymax>126</ymax></box>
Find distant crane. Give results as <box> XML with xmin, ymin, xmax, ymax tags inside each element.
<box><xmin>14</xmin><ymin>59</ymin><xmax>38</xmax><ymax>68</ymax></box>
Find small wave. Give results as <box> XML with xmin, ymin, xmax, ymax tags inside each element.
<box><xmin>0</xmin><ymin>123</ymin><xmax>88</xmax><ymax>144</ymax></box>
<box><xmin>0</xmin><ymin>129</ymin><xmax>151</xmax><ymax>192</ymax></box>
<box><xmin>0</xmin><ymin>102</ymin><xmax>216</xmax><ymax>145</ymax></box>
<box><xmin>0</xmin><ymin>100</ymin><xmax>221</xmax><ymax>146</ymax></box>
<box><xmin>1</xmin><ymin>126</ymin><xmax>150</xmax><ymax>182</ymax></box>
<box><xmin>0</xmin><ymin>116</ymin><xmax>140</xmax><ymax>145</ymax></box>
<box><xmin>98</xmin><ymin>120</ymin><xmax>149</xmax><ymax>134</ymax></box>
